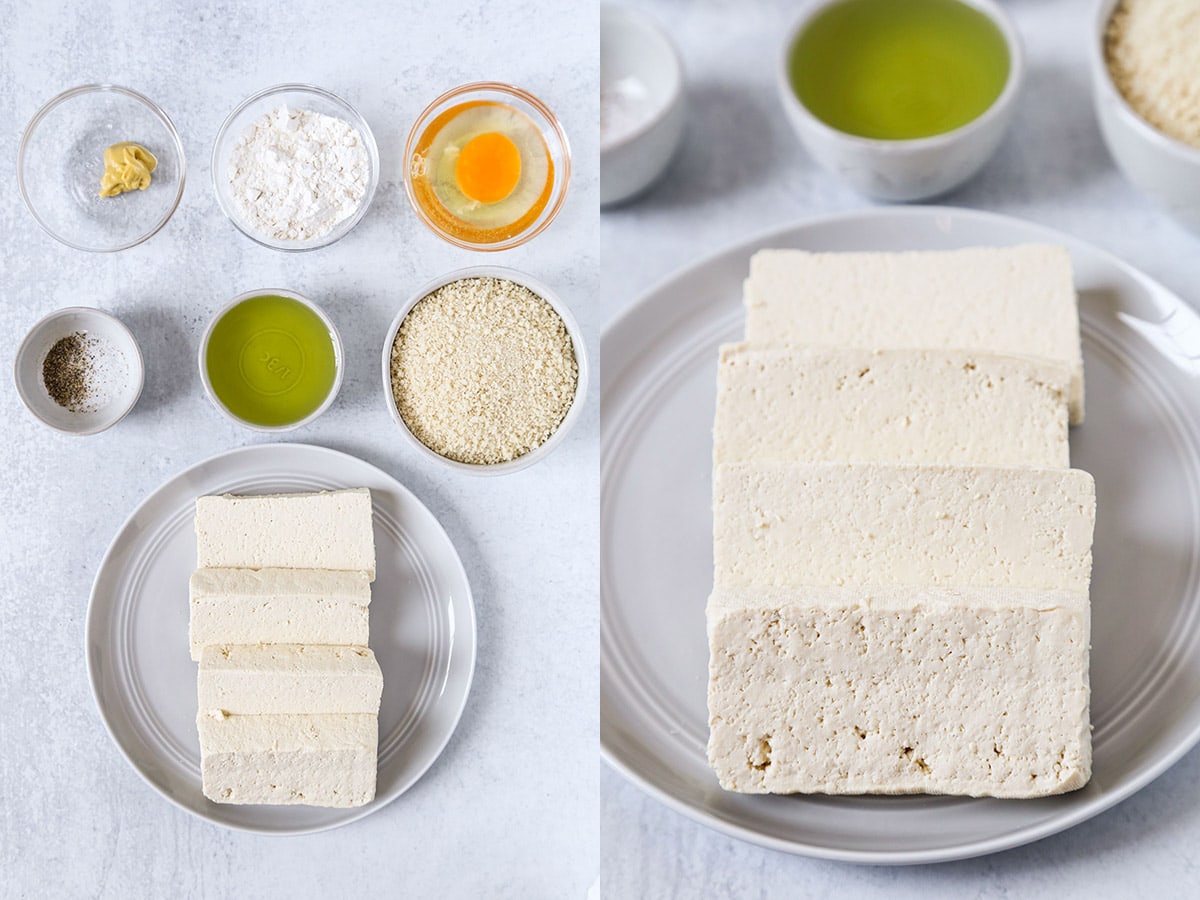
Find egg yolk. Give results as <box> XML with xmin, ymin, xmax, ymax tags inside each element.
<box><xmin>455</xmin><ymin>132</ymin><xmax>522</xmax><ymax>204</ymax></box>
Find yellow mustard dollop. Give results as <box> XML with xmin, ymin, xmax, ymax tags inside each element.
<box><xmin>99</xmin><ymin>142</ymin><xmax>157</xmax><ymax>198</ymax></box>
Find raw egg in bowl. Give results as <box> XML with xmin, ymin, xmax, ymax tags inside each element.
<box><xmin>404</xmin><ymin>82</ymin><xmax>570</xmax><ymax>250</ymax></box>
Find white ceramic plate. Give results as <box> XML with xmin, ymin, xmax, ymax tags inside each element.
<box><xmin>87</xmin><ymin>443</ymin><xmax>476</xmax><ymax>834</ymax></box>
<box><xmin>601</xmin><ymin>206</ymin><xmax>1200</xmax><ymax>863</ymax></box>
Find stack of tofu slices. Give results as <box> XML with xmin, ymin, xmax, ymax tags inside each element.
<box><xmin>190</xmin><ymin>488</ymin><xmax>383</xmax><ymax>808</ymax></box>
<box><xmin>707</xmin><ymin>245</ymin><xmax>1096</xmax><ymax>798</ymax></box>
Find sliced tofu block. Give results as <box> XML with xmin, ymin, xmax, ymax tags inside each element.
<box><xmin>713</xmin><ymin>461</ymin><xmax>1095</xmax><ymax>591</ymax></box>
<box><xmin>198</xmin><ymin>644</ymin><xmax>383</xmax><ymax>715</ymax></box>
<box><xmin>194</xmin><ymin>488</ymin><xmax>376</xmax><ymax>578</ymax></box>
<box><xmin>714</xmin><ymin>344</ymin><xmax>1070</xmax><ymax>467</ymax></box>
<box><xmin>188</xmin><ymin>568</ymin><xmax>371</xmax><ymax>661</ymax></box>
<box><xmin>706</xmin><ymin>586</ymin><xmax>1090</xmax><ymax>797</ymax></box>
<box><xmin>198</xmin><ymin>712</ymin><xmax>377</xmax><ymax>807</ymax></box>
<box><xmin>742</xmin><ymin>245</ymin><xmax>1085</xmax><ymax>423</ymax></box>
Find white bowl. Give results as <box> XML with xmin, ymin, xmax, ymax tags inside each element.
<box><xmin>212</xmin><ymin>84</ymin><xmax>379</xmax><ymax>251</ymax></box>
<box><xmin>777</xmin><ymin>0</ymin><xmax>1024</xmax><ymax>202</ymax></box>
<box><xmin>14</xmin><ymin>307</ymin><xmax>144</xmax><ymax>435</ymax></box>
<box><xmin>1090</xmin><ymin>0</ymin><xmax>1200</xmax><ymax>232</ymax></box>
<box><xmin>600</xmin><ymin>4</ymin><xmax>686</xmax><ymax>207</ymax></box>
<box><xmin>198</xmin><ymin>289</ymin><xmax>344</xmax><ymax>432</ymax></box>
<box><xmin>381</xmin><ymin>266</ymin><xmax>589</xmax><ymax>476</ymax></box>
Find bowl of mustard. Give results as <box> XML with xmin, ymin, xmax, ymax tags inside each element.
<box><xmin>17</xmin><ymin>84</ymin><xmax>186</xmax><ymax>252</ymax></box>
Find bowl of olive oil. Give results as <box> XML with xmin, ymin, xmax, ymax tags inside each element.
<box><xmin>199</xmin><ymin>290</ymin><xmax>343</xmax><ymax>431</ymax></box>
<box><xmin>778</xmin><ymin>0</ymin><xmax>1023</xmax><ymax>201</ymax></box>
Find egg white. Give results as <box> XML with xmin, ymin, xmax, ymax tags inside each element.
<box><xmin>424</xmin><ymin>103</ymin><xmax>551</xmax><ymax>229</ymax></box>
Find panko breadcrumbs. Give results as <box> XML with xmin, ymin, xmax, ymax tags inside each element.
<box><xmin>390</xmin><ymin>277</ymin><xmax>578</xmax><ymax>465</ymax></box>
<box><xmin>1106</xmin><ymin>0</ymin><xmax>1200</xmax><ymax>149</ymax></box>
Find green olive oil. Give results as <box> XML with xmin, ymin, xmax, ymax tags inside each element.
<box><xmin>789</xmin><ymin>0</ymin><xmax>1010</xmax><ymax>140</ymax></box>
<box><xmin>205</xmin><ymin>294</ymin><xmax>338</xmax><ymax>427</ymax></box>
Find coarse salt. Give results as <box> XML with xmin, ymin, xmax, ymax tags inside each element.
<box><xmin>601</xmin><ymin>76</ymin><xmax>653</xmax><ymax>148</ymax></box>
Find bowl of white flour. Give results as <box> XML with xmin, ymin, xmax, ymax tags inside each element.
<box><xmin>212</xmin><ymin>83</ymin><xmax>379</xmax><ymax>251</ymax></box>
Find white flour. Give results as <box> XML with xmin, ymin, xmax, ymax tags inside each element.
<box><xmin>228</xmin><ymin>105</ymin><xmax>369</xmax><ymax>241</ymax></box>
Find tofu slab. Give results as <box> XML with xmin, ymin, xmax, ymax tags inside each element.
<box><xmin>188</xmin><ymin>568</ymin><xmax>371</xmax><ymax>661</ymax></box>
<box><xmin>713</xmin><ymin>461</ymin><xmax>1095</xmax><ymax>592</ymax></box>
<box><xmin>706</xmin><ymin>587</ymin><xmax>1090</xmax><ymax>797</ymax></box>
<box><xmin>714</xmin><ymin>344</ymin><xmax>1070</xmax><ymax>467</ymax></box>
<box><xmin>194</xmin><ymin>488</ymin><xmax>376</xmax><ymax>578</ymax></box>
<box><xmin>198</xmin><ymin>712</ymin><xmax>377</xmax><ymax>807</ymax></box>
<box><xmin>742</xmin><ymin>245</ymin><xmax>1085</xmax><ymax>423</ymax></box>
<box><xmin>198</xmin><ymin>644</ymin><xmax>383</xmax><ymax>715</ymax></box>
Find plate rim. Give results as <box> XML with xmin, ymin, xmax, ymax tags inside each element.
<box><xmin>85</xmin><ymin>441</ymin><xmax>478</xmax><ymax>835</ymax></box>
<box><xmin>599</xmin><ymin>204</ymin><xmax>1200</xmax><ymax>864</ymax></box>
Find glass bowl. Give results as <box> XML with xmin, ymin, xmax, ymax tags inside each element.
<box><xmin>403</xmin><ymin>82</ymin><xmax>572</xmax><ymax>251</ymax></box>
<box><xmin>211</xmin><ymin>84</ymin><xmax>379</xmax><ymax>251</ymax></box>
<box><xmin>17</xmin><ymin>85</ymin><xmax>186</xmax><ymax>252</ymax></box>
<box><xmin>381</xmin><ymin>266</ymin><xmax>588</xmax><ymax>474</ymax></box>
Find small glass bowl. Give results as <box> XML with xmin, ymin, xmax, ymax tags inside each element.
<box><xmin>403</xmin><ymin>82</ymin><xmax>572</xmax><ymax>251</ymax></box>
<box><xmin>382</xmin><ymin>266</ymin><xmax>589</xmax><ymax>475</ymax></box>
<box><xmin>211</xmin><ymin>84</ymin><xmax>380</xmax><ymax>251</ymax></box>
<box><xmin>17</xmin><ymin>85</ymin><xmax>186</xmax><ymax>252</ymax></box>
<box><xmin>198</xmin><ymin>289</ymin><xmax>344</xmax><ymax>432</ymax></box>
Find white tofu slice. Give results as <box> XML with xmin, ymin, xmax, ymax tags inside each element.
<box><xmin>194</xmin><ymin>488</ymin><xmax>376</xmax><ymax>578</ymax></box>
<box><xmin>706</xmin><ymin>586</ymin><xmax>1090</xmax><ymax>797</ymax></box>
<box><xmin>714</xmin><ymin>344</ymin><xmax>1070</xmax><ymax>467</ymax></box>
<box><xmin>188</xmin><ymin>568</ymin><xmax>371</xmax><ymax>662</ymax></box>
<box><xmin>198</xmin><ymin>712</ymin><xmax>377</xmax><ymax>807</ymax></box>
<box><xmin>198</xmin><ymin>644</ymin><xmax>383</xmax><ymax>715</ymax></box>
<box><xmin>742</xmin><ymin>245</ymin><xmax>1085</xmax><ymax>423</ymax></box>
<box><xmin>713</xmin><ymin>461</ymin><xmax>1095</xmax><ymax>591</ymax></box>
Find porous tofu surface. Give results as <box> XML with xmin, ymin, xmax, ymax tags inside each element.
<box><xmin>194</xmin><ymin>488</ymin><xmax>376</xmax><ymax>577</ymax></box>
<box><xmin>188</xmin><ymin>568</ymin><xmax>372</xmax><ymax>661</ymax></box>
<box><xmin>743</xmin><ymin>245</ymin><xmax>1084</xmax><ymax>423</ymax></box>
<box><xmin>706</xmin><ymin>588</ymin><xmax>1090</xmax><ymax>797</ymax></box>
<box><xmin>713</xmin><ymin>461</ymin><xmax>1096</xmax><ymax>592</ymax></box>
<box><xmin>198</xmin><ymin>712</ymin><xmax>378</xmax><ymax>807</ymax></box>
<box><xmin>198</xmin><ymin>644</ymin><xmax>383</xmax><ymax>715</ymax></box>
<box><xmin>714</xmin><ymin>344</ymin><xmax>1070</xmax><ymax>467</ymax></box>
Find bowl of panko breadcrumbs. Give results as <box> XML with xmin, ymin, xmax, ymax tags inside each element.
<box><xmin>383</xmin><ymin>266</ymin><xmax>588</xmax><ymax>474</ymax></box>
<box><xmin>1093</xmin><ymin>0</ymin><xmax>1200</xmax><ymax>231</ymax></box>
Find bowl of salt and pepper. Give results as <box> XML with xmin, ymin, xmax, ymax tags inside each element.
<box><xmin>14</xmin><ymin>307</ymin><xmax>145</xmax><ymax>436</ymax></box>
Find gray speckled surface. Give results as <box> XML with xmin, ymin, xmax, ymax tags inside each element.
<box><xmin>0</xmin><ymin>1</ymin><xmax>597</xmax><ymax>898</ymax></box>
<box><xmin>600</xmin><ymin>0</ymin><xmax>1200</xmax><ymax>896</ymax></box>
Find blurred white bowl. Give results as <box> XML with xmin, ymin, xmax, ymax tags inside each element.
<box><xmin>777</xmin><ymin>0</ymin><xmax>1024</xmax><ymax>202</ymax></box>
<box><xmin>600</xmin><ymin>4</ymin><xmax>686</xmax><ymax>207</ymax></box>
<box><xmin>1091</xmin><ymin>0</ymin><xmax>1200</xmax><ymax>232</ymax></box>
<box><xmin>14</xmin><ymin>307</ymin><xmax>144</xmax><ymax>435</ymax></box>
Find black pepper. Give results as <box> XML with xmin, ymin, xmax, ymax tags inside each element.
<box><xmin>42</xmin><ymin>331</ymin><xmax>100</xmax><ymax>412</ymax></box>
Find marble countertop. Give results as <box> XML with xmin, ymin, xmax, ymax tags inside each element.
<box><xmin>0</xmin><ymin>1</ymin><xmax>597</xmax><ymax>897</ymax></box>
<box><xmin>599</xmin><ymin>0</ymin><xmax>1200</xmax><ymax>896</ymax></box>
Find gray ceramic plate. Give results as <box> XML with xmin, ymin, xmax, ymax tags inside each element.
<box><xmin>87</xmin><ymin>442</ymin><xmax>476</xmax><ymax>833</ymax></box>
<box><xmin>601</xmin><ymin>206</ymin><xmax>1200</xmax><ymax>863</ymax></box>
